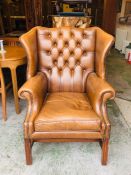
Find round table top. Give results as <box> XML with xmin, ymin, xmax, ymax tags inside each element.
<box><xmin>0</xmin><ymin>46</ymin><xmax>26</xmax><ymax>61</ymax></box>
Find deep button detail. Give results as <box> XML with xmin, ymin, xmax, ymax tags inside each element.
<box><xmin>59</xmin><ymin>32</ymin><xmax>62</xmax><ymax>37</ymax></box>
<box><xmin>70</xmin><ymin>51</ymin><xmax>74</xmax><ymax>56</ymax></box>
<box><xmin>59</xmin><ymin>51</ymin><xmax>63</xmax><ymax>56</ymax></box>
<box><xmin>48</xmin><ymin>68</ymin><xmax>52</xmax><ymax>73</ymax></box>
<box><xmin>48</xmin><ymin>33</ymin><xmax>51</xmax><ymax>37</ymax></box>
<box><xmin>59</xmin><ymin>68</ymin><xmax>62</xmax><ymax>71</ymax></box>
<box><xmin>53</xmin><ymin>41</ymin><xmax>57</xmax><ymax>46</ymax></box>
<box><xmin>65</xmin><ymin>60</ymin><xmax>68</xmax><ymax>65</ymax></box>
<box><xmin>77</xmin><ymin>61</ymin><xmax>80</xmax><ymax>65</ymax></box>
<box><xmin>65</xmin><ymin>41</ymin><xmax>69</xmax><ymax>47</ymax></box>
<box><xmin>83</xmin><ymin>51</ymin><xmax>87</xmax><ymax>56</ymax></box>
<box><xmin>76</xmin><ymin>41</ymin><xmax>80</xmax><ymax>47</ymax></box>
<box><xmin>54</xmin><ymin>60</ymin><xmax>57</xmax><ymax>65</ymax></box>
<box><xmin>47</xmin><ymin>51</ymin><xmax>51</xmax><ymax>55</ymax></box>
<box><xmin>70</xmin><ymin>32</ymin><xmax>74</xmax><ymax>37</ymax></box>
<box><xmin>83</xmin><ymin>33</ymin><xmax>87</xmax><ymax>38</ymax></box>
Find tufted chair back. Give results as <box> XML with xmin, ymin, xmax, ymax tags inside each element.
<box><xmin>37</xmin><ymin>27</ymin><xmax>95</xmax><ymax>92</ymax></box>
<box><xmin>20</xmin><ymin>26</ymin><xmax>114</xmax><ymax>93</ymax></box>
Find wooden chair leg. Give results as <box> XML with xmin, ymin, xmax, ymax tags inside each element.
<box><xmin>101</xmin><ymin>138</ymin><xmax>109</xmax><ymax>165</ymax></box>
<box><xmin>1</xmin><ymin>89</ymin><xmax>7</xmax><ymax>121</ymax></box>
<box><xmin>24</xmin><ymin>139</ymin><xmax>32</xmax><ymax>165</ymax></box>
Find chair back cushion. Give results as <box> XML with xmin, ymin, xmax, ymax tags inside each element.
<box><xmin>37</xmin><ymin>27</ymin><xmax>95</xmax><ymax>92</ymax></box>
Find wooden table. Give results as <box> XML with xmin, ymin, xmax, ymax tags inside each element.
<box><xmin>0</xmin><ymin>46</ymin><xmax>26</xmax><ymax>114</ymax></box>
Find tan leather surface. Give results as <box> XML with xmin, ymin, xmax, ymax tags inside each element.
<box><xmin>95</xmin><ymin>27</ymin><xmax>114</xmax><ymax>79</ymax></box>
<box><xmin>20</xmin><ymin>27</ymin><xmax>38</xmax><ymax>80</ymax></box>
<box><xmin>20</xmin><ymin>26</ymin><xmax>114</xmax><ymax>92</ymax></box>
<box><xmin>34</xmin><ymin>92</ymin><xmax>101</xmax><ymax>132</ymax></box>
<box><xmin>18</xmin><ymin>72</ymin><xmax>48</xmax><ymax>138</ymax></box>
<box><xmin>37</xmin><ymin>27</ymin><xmax>95</xmax><ymax>92</ymax></box>
<box><xmin>86</xmin><ymin>72</ymin><xmax>115</xmax><ymax>117</ymax></box>
<box><xmin>31</xmin><ymin>131</ymin><xmax>102</xmax><ymax>139</ymax></box>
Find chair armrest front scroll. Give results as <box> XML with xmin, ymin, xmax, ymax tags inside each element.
<box><xmin>86</xmin><ymin>73</ymin><xmax>115</xmax><ymax>125</ymax></box>
<box><xmin>18</xmin><ymin>72</ymin><xmax>48</xmax><ymax>138</ymax></box>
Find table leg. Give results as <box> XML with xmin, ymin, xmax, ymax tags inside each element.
<box><xmin>11</xmin><ymin>67</ymin><xmax>20</xmax><ymax>114</ymax></box>
<box><xmin>1</xmin><ymin>86</ymin><xmax>7</xmax><ymax>121</ymax></box>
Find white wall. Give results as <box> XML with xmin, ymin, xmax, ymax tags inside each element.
<box><xmin>116</xmin><ymin>0</ymin><xmax>131</xmax><ymax>40</ymax></box>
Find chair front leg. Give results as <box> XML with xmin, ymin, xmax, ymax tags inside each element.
<box><xmin>24</xmin><ymin>138</ymin><xmax>32</xmax><ymax>165</ymax></box>
<box><xmin>101</xmin><ymin>138</ymin><xmax>109</xmax><ymax>165</ymax></box>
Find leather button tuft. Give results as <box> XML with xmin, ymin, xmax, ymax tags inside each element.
<box><xmin>54</xmin><ymin>60</ymin><xmax>57</xmax><ymax>65</ymax></box>
<box><xmin>71</xmin><ymin>68</ymin><xmax>74</xmax><ymax>72</ymax></box>
<box><xmin>59</xmin><ymin>51</ymin><xmax>63</xmax><ymax>56</ymax></box>
<box><xmin>70</xmin><ymin>51</ymin><xmax>74</xmax><ymax>56</ymax></box>
<box><xmin>47</xmin><ymin>51</ymin><xmax>51</xmax><ymax>55</ymax></box>
<box><xmin>83</xmin><ymin>33</ymin><xmax>87</xmax><ymax>38</ymax></box>
<box><xmin>48</xmin><ymin>33</ymin><xmax>51</xmax><ymax>37</ymax></box>
<box><xmin>76</xmin><ymin>41</ymin><xmax>80</xmax><ymax>47</ymax></box>
<box><xmin>54</xmin><ymin>60</ymin><xmax>57</xmax><ymax>63</ymax></box>
<box><xmin>70</xmin><ymin>31</ymin><xmax>74</xmax><ymax>37</ymax></box>
<box><xmin>77</xmin><ymin>61</ymin><xmax>80</xmax><ymax>65</ymax></box>
<box><xmin>59</xmin><ymin>32</ymin><xmax>62</xmax><ymax>37</ymax></box>
<box><xmin>53</xmin><ymin>41</ymin><xmax>57</xmax><ymax>46</ymax></box>
<box><xmin>48</xmin><ymin>68</ymin><xmax>51</xmax><ymax>73</ymax></box>
<box><xmin>65</xmin><ymin>60</ymin><xmax>68</xmax><ymax>65</ymax></box>
<box><xmin>83</xmin><ymin>51</ymin><xmax>87</xmax><ymax>56</ymax></box>
<box><xmin>65</xmin><ymin>41</ymin><xmax>69</xmax><ymax>47</ymax></box>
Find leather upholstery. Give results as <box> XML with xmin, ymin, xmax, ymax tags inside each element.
<box><xmin>86</xmin><ymin>73</ymin><xmax>115</xmax><ymax>117</ymax></box>
<box><xmin>34</xmin><ymin>92</ymin><xmax>101</xmax><ymax>132</ymax></box>
<box><xmin>37</xmin><ymin>27</ymin><xmax>95</xmax><ymax>92</ymax></box>
<box><xmin>20</xmin><ymin>26</ymin><xmax>114</xmax><ymax>81</ymax></box>
<box><xmin>18</xmin><ymin>26</ymin><xmax>115</xmax><ymax>165</ymax></box>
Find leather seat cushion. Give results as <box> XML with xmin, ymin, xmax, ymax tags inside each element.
<box><xmin>34</xmin><ymin>92</ymin><xmax>102</xmax><ymax>132</ymax></box>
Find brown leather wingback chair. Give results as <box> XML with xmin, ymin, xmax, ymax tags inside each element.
<box><xmin>18</xmin><ymin>26</ymin><xmax>115</xmax><ymax>165</ymax></box>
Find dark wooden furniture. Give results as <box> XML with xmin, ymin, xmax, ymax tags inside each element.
<box><xmin>50</xmin><ymin>0</ymin><xmax>117</xmax><ymax>34</ymax></box>
<box><xmin>102</xmin><ymin>0</ymin><xmax>117</xmax><ymax>35</ymax></box>
<box><xmin>24</xmin><ymin>0</ymin><xmax>43</xmax><ymax>30</ymax></box>
<box><xmin>0</xmin><ymin>37</ymin><xmax>20</xmax><ymax>46</ymax></box>
<box><xmin>1</xmin><ymin>0</ymin><xmax>117</xmax><ymax>34</ymax></box>
<box><xmin>2</xmin><ymin>0</ymin><xmax>25</xmax><ymax>33</ymax></box>
<box><xmin>0</xmin><ymin>10</ymin><xmax>5</xmax><ymax>35</ymax></box>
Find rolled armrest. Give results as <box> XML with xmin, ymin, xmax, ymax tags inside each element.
<box><xmin>18</xmin><ymin>72</ymin><xmax>48</xmax><ymax>137</ymax></box>
<box><xmin>86</xmin><ymin>73</ymin><xmax>115</xmax><ymax>118</ymax></box>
